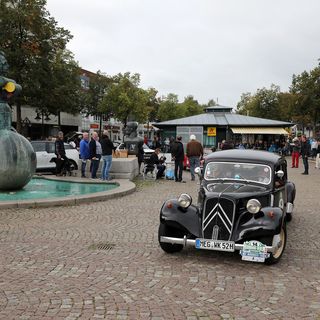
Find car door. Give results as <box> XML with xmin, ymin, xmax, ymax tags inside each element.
<box><xmin>31</xmin><ymin>141</ymin><xmax>51</xmax><ymax>170</ymax></box>
<box><xmin>273</xmin><ymin>162</ymin><xmax>287</xmax><ymax>212</ymax></box>
<box><xmin>46</xmin><ymin>142</ymin><xmax>57</xmax><ymax>170</ymax></box>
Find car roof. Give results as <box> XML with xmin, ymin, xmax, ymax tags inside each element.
<box><xmin>206</xmin><ymin>149</ymin><xmax>282</xmax><ymax>166</ymax></box>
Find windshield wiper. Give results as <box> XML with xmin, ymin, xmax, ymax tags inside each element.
<box><xmin>233</xmin><ymin>174</ymin><xmax>249</xmax><ymax>184</ymax></box>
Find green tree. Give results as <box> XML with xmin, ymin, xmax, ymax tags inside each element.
<box><xmin>79</xmin><ymin>70</ymin><xmax>112</xmax><ymax>135</ymax></box>
<box><xmin>278</xmin><ymin>92</ymin><xmax>299</xmax><ymax>123</ymax></box>
<box><xmin>290</xmin><ymin>65</ymin><xmax>320</xmax><ymax>133</ymax></box>
<box><xmin>81</xmin><ymin>71</ymin><xmax>112</xmax><ymax>116</ymax></box>
<box><xmin>157</xmin><ymin>93</ymin><xmax>184</xmax><ymax>121</ymax></box>
<box><xmin>0</xmin><ymin>0</ymin><xmax>74</xmax><ymax>133</ymax></box>
<box><xmin>99</xmin><ymin>72</ymin><xmax>150</xmax><ymax>125</ymax></box>
<box><xmin>146</xmin><ymin>87</ymin><xmax>160</xmax><ymax>122</ymax></box>
<box><xmin>236</xmin><ymin>85</ymin><xmax>281</xmax><ymax>120</ymax></box>
<box><xmin>236</xmin><ymin>92</ymin><xmax>254</xmax><ymax>116</ymax></box>
<box><xmin>31</xmin><ymin>49</ymin><xmax>82</xmax><ymax>127</ymax></box>
<box><xmin>202</xmin><ymin>98</ymin><xmax>217</xmax><ymax>110</ymax></box>
<box><xmin>180</xmin><ymin>95</ymin><xmax>203</xmax><ymax>117</ymax></box>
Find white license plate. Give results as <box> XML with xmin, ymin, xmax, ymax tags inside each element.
<box><xmin>195</xmin><ymin>239</ymin><xmax>235</xmax><ymax>252</ymax></box>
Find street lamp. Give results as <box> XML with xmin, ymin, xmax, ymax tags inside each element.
<box><xmin>35</xmin><ymin>111</ymin><xmax>51</xmax><ymax>139</ymax></box>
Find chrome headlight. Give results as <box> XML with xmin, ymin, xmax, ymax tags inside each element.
<box><xmin>246</xmin><ymin>199</ymin><xmax>261</xmax><ymax>214</ymax></box>
<box><xmin>178</xmin><ymin>193</ymin><xmax>192</xmax><ymax>209</ymax></box>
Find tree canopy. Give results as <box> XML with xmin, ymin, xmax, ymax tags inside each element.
<box><xmin>3</xmin><ymin>0</ymin><xmax>320</xmax><ymax>136</ymax></box>
<box><xmin>236</xmin><ymin>85</ymin><xmax>281</xmax><ymax>120</ymax></box>
<box><xmin>0</xmin><ymin>0</ymin><xmax>81</xmax><ymax>132</ymax></box>
<box><xmin>290</xmin><ymin>65</ymin><xmax>320</xmax><ymax>131</ymax></box>
<box><xmin>98</xmin><ymin>72</ymin><xmax>150</xmax><ymax>125</ymax></box>
<box><xmin>235</xmin><ymin>61</ymin><xmax>320</xmax><ymax>134</ymax></box>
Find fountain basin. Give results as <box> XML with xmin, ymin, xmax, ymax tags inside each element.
<box><xmin>0</xmin><ymin>176</ymin><xmax>135</xmax><ymax>209</ymax></box>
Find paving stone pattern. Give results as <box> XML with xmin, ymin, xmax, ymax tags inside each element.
<box><xmin>0</xmin><ymin>162</ymin><xmax>320</xmax><ymax>319</ymax></box>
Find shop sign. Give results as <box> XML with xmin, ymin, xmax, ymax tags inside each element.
<box><xmin>207</xmin><ymin>127</ymin><xmax>216</xmax><ymax>136</ymax></box>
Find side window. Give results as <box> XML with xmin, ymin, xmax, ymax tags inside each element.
<box><xmin>32</xmin><ymin>142</ymin><xmax>46</xmax><ymax>152</ymax></box>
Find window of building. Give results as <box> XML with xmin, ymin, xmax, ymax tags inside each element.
<box><xmin>176</xmin><ymin>126</ymin><xmax>203</xmax><ymax>149</ymax></box>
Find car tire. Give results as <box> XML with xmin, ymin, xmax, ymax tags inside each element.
<box><xmin>158</xmin><ymin>223</ymin><xmax>183</xmax><ymax>253</ymax></box>
<box><xmin>285</xmin><ymin>212</ymin><xmax>292</xmax><ymax>222</ymax></box>
<box><xmin>260</xmin><ymin>224</ymin><xmax>287</xmax><ymax>265</ymax></box>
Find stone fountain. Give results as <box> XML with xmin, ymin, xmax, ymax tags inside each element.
<box><xmin>0</xmin><ymin>51</ymin><xmax>36</xmax><ymax>190</ymax></box>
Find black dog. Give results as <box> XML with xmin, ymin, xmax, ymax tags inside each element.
<box><xmin>50</xmin><ymin>157</ymin><xmax>72</xmax><ymax>176</ymax></box>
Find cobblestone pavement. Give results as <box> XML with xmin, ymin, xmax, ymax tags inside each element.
<box><xmin>0</xmin><ymin>159</ymin><xmax>320</xmax><ymax>320</ymax></box>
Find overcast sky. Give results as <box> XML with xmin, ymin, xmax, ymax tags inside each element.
<box><xmin>46</xmin><ymin>0</ymin><xmax>320</xmax><ymax>108</ymax></box>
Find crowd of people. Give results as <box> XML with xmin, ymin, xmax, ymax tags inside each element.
<box><xmin>54</xmin><ymin>129</ymin><xmax>320</xmax><ymax>181</ymax></box>
<box><xmin>288</xmin><ymin>135</ymin><xmax>320</xmax><ymax>175</ymax></box>
<box><xmin>54</xmin><ymin>130</ymin><xmax>115</xmax><ymax>180</ymax></box>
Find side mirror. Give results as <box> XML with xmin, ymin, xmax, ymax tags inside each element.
<box><xmin>276</xmin><ymin>170</ymin><xmax>284</xmax><ymax>178</ymax></box>
<box><xmin>195</xmin><ymin>167</ymin><xmax>201</xmax><ymax>176</ymax></box>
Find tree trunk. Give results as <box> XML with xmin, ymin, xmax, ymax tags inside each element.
<box><xmin>58</xmin><ymin>111</ymin><xmax>61</xmax><ymax>129</ymax></box>
<box><xmin>99</xmin><ymin>113</ymin><xmax>102</xmax><ymax>137</ymax></box>
<box><xmin>15</xmin><ymin>101</ymin><xmax>22</xmax><ymax>133</ymax></box>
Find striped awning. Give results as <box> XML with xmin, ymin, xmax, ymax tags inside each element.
<box><xmin>231</xmin><ymin>127</ymin><xmax>289</xmax><ymax>135</ymax></box>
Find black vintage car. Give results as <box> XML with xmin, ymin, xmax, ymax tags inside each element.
<box><xmin>158</xmin><ymin>149</ymin><xmax>296</xmax><ymax>264</ymax></box>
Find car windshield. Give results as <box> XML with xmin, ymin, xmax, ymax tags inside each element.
<box><xmin>204</xmin><ymin>162</ymin><xmax>272</xmax><ymax>185</ymax></box>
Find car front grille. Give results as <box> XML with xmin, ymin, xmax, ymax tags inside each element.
<box><xmin>202</xmin><ymin>197</ymin><xmax>235</xmax><ymax>241</ymax></box>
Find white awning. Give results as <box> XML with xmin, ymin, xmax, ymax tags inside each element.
<box><xmin>231</xmin><ymin>127</ymin><xmax>289</xmax><ymax>135</ymax></box>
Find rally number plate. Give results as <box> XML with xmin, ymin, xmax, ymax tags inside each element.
<box><xmin>195</xmin><ymin>239</ymin><xmax>235</xmax><ymax>252</ymax></box>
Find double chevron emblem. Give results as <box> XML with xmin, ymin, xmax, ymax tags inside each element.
<box><xmin>203</xmin><ymin>202</ymin><xmax>233</xmax><ymax>235</ymax></box>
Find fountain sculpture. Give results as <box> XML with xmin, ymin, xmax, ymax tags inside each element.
<box><xmin>0</xmin><ymin>51</ymin><xmax>36</xmax><ymax>190</ymax></box>
<box><xmin>123</xmin><ymin>121</ymin><xmax>144</xmax><ymax>155</ymax></box>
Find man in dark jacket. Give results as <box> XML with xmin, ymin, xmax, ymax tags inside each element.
<box><xmin>300</xmin><ymin>135</ymin><xmax>311</xmax><ymax>175</ymax></box>
<box><xmin>89</xmin><ymin>131</ymin><xmax>102</xmax><ymax>179</ymax></box>
<box><xmin>147</xmin><ymin>148</ymin><xmax>165</xmax><ymax>179</ymax></box>
<box><xmin>55</xmin><ymin>131</ymin><xmax>68</xmax><ymax>176</ymax></box>
<box><xmin>171</xmin><ymin>136</ymin><xmax>185</xmax><ymax>182</ymax></box>
<box><xmin>101</xmin><ymin>131</ymin><xmax>115</xmax><ymax>180</ymax></box>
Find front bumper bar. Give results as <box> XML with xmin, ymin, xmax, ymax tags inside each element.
<box><xmin>160</xmin><ymin>236</ymin><xmax>277</xmax><ymax>253</ymax></box>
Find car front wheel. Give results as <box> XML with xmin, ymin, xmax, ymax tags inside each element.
<box><xmin>260</xmin><ymin>225</ymin><xmax>287</xmax><ymax>265</ymax></box>
<box><xmin>158</xmin><ymin>222</ymin><xmax>184</xmax><ymax>253</ymax></box>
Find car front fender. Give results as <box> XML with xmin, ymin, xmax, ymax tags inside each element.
<box><xmin>160</xmin><ymin>199</ymin><xmax>201</xmax><ymax>237</ymax></box>
<box><xmin>233</xmin><ymin>207</ymin><xmax>284</xmax><ymax>242</ymax></box>
<box><xmin>286</xmin><ymin>181</ymin><xmax>296</xmax><ymax>204</ymax></box>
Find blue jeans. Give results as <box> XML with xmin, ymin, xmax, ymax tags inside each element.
<box><xmin>189</xmin><ymin>156</ymin><xmax>200</xmax><ymax>179</ymax></box>
<box><xmin>81</xmin><ymin>159</ymin><xmax>88</xmax><ymax>177</ymax></box>
<box><xmin>90</xmin><ymin>155</ymin><xmax>101</xmax><ymax>178</ymax></box>
<box><xmin>101</xmin><ymin>155</ymin><xmax>112</xmax><ymax>180</ymax></box>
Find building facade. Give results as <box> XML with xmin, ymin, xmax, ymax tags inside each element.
<box><xmin>155</xmin><ymin>105</ymin><xmax>292</xmax><ymax>149</ymax></box>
